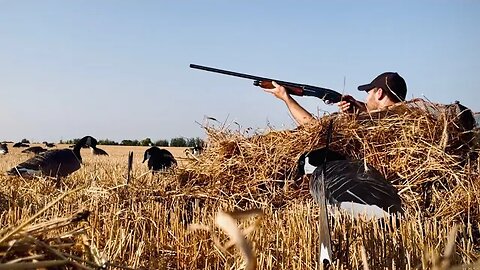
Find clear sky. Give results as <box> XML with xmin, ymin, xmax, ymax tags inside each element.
<box><xmin>1</xmin><ymin>1</ymin><xmax>479</xmax><ymax>143</ymax></box>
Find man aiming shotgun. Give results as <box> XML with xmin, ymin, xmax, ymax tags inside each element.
<box><xmin>267</xmin><ymin>72</ymin><xmax>408</xmax><ymax>125</ymax></box>
<box><xmin>190</xmin><ymin>64</ymin><xmax>407</xmax><ymax>126</ymax></box>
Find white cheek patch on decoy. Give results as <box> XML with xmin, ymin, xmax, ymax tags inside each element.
<box><xmin>86</xmin><ymin>137</ymin><xmax>92</xmax><ymax>146</ymax></box>
<box><xmin>304</xmin><ymin>156</ymin><xmax>317</xmax><ymax>174</ymax></box>
<box><xmin>146</xmin><ymin>153</ymin><xmax>151</xmax><ymax>160</ymax></box>
<box><xmin>0</xmin><ymin>150</ymin><xmax>7</xmax><ymax>154</ymax></box>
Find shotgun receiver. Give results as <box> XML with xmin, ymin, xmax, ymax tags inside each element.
<box><xmin>190</xmin><ymin>64</ymin><xmax>343</xmax><ymax>104</ymax></box>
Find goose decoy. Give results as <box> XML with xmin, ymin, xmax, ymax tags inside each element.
<box><xmin>297</xmin><ymin>147</ymin><xmax>403</xmax><ymax>218</ymax></box>
<box><xmin>22</xmin><ymin>146</ymin><xmax>48</xmax><ymax>155</ymax></box>
<box><xmin>90</xmin><ymin>146</ymin><xmax>109</xmax><ymax>156</ymax></box>
<box><xmin>143</xmin><ymin>146</ymin><xmax>177</xmax><ymax>171</ymax></box>
<box><xmin>184</xmin><ymin>145</ymin><xmax>204</xmax><ymax>158</ymax></box>
<box><xmin>0</xmin><ymin>143</ymin><xmax>8</xmax><ymax>155</ymax></box>
<box><xmin>13</xmin><ymin>142</ymin><xmax>29</xmax><ymax>148</ymax></box>
<box><xmin>7</xmin><ymin>136</ymin><xmax>96</xmax><ymax>178</ymax></box>
<box><xmin>191</xmin><ymin>145</ymin><xmax>203</xmax><ymax>156</ymax></box>
<box><xmin>43</xmin><ymin>141</ymin><xmax>56</xmax><ymax>148</ymax></box>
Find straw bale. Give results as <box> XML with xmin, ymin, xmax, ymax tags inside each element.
<box><xmin>176</xmin><ymin>101</ymin><xmax>479</xmax><ymax>220</ymax></box>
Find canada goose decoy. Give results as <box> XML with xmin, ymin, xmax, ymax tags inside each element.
<box><xmin>13</xmin><ymin>142</ymin><xmax>29</xmax><ymax>148</ymax></box>
<box><xmin>143</xmin><ymin>147</ymin><xmax>177</xmax><ymax>171</ymax></box>
<box><xmin>90</xmin><ymin>146</ymin><xmax>109</xmax><ymax>156</ymax></box>
<box><xmin>85</xmin><ymin>138</ymin><xmax>108</xmax><ymax>156</ymax></box>
<box><xmin>7</xmin><ymin>136</ymin><xmax>96</xmax><ymax>178</ymax></box>
<box><xmin>0</xmin><ymin>143</ymin><xmax>8</xmax><ymax>155</ymax></box>
<box><xmin>297</xmin><ymin>147</ymin><xmax>403</xmax><ymax>218</ymax></box>
<box><xmin>184</xmin><ymin>145</ymin><xmax>204</xmax><ymax>158</ymax></box>
<box><xmin>22</xmin><ymin>146</ymin><xmax>48</xmax><ymax>155</ymax></box>
<box><xmin>43</xmin><ymin>142</ymin><xmax>56</xmax><ymax>148</ymax></box>
<box><xmin>191</xmin><ymin>145</ymin><xmax>203</xmax><ymax>156</ymax></box>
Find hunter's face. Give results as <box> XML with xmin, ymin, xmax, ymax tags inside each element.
<box><xmin>365</xmin><ymin>87</ymin><xmax>380</xmax><ymax>111</ymax></box>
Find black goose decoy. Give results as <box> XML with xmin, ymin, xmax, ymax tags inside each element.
<box><xmin>191</xmin><ymin>145</ymin><xmax>203</xmax><ymax>156</ymax></box>
<box><xmin>297</xmin><ymin>147</ymin><xmax>403</xmax><ymax>218</ymax></box>
<box><xmin>13</xmin><ymin>142</ymin><xmax>29</xmax><ymax>148</ymax></box>
<box><xmin>90</xmin><ymin>146</ymin><xmax>109</xmax><ymax>156</ymax></box>
<box><xmin>184</xmin><ymin>145</ymin><xmax>204</xmax><ymax>158</ymax></box>
<box><xmin>0</xmin><ymin>143</ymin><xmax>8</xmax><ymax>155</ymax></box>
<box><xmin>22</xmin><ymin>146</ymin><xmax>48</xmax><ymax>155</ymax></box>
<box><xmin>43</xmin><ymin>142</ymin><xmax>56</xmax><ymax>148</ymax></box>
<box><xmin>143</xmin><ymin>146</ymin><xmax>177</xmax><ymax>171</ymax></box>
<box><xmin>7</xmin><ymin>136</ymin><xmax>96</xmax><ymax>178</ymax></box>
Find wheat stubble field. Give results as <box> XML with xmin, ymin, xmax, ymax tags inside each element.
<box><xmin>0</xmin><ymin>105</ymin><xmax>480</xmax><ymax>269</ymax></box>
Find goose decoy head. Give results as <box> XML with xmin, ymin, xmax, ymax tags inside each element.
<box><xmin>296</xmin><ymin>147</ymin><xmax>347</xmax><ymax>180</ymax></box>
<box><xmin>73</xmin><ymin>136</ymin><xmax>98</xmax><ymax>151</ymax></box>
<box><xmin>143</xmin><ymin>147</ymin><xmax>154</xmax><ymax>163</ymax></box>
<box><xmin>82</xmin><ymin>136</ymin><xmax>97</xmax><ymax>148</ymax></box>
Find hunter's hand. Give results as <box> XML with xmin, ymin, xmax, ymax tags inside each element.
<box><xmin>338</xmin><ymin>95</ymin><xmax>367</xmax><ymax>113</ymax></box>
<box><xmin>338</xmin><ymin>100</ymin><xmax>351</xmax><ymax>113</ymax></box>
<box><xmin>264</xmin><ymin>81</ymin><xmax>290</xmax><ymax>102</ymax></box>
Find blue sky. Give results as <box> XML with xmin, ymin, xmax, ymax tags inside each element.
<box><xmin>1</xmin><ymin>1</ymin><xmax>479</xmax><ymax>143</ymax></box>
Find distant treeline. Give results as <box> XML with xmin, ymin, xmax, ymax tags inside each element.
<box><xmin>59</xmin><ymin>137</ymin><xmax>204</xmax><ymax>147</ymax></box>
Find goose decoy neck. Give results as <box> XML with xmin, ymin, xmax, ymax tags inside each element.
<box><xmin>307</xmin><ymin>148</ymin><xmax>347</xmax><ymax>166</ymax></box>
<box><xmin>143</xmin><ymin>152</ymin><xmax>150</xmax><ymax>163</ymax></box>
<box><xmin>295</xmin><ymin>148</ymin><xmax>348</xmax><ymax>180</ymax></box>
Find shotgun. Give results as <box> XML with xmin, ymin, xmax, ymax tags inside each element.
<box><xmin>190</xmin><ymin>64</ymin><xmax>343</xmax><ymax>104</ymax></box>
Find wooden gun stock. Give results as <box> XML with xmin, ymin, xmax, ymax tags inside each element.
<box><xmin>253</xmin><ymin>80</ymin><xmax>304</xmax><ymax>96</ymax></box>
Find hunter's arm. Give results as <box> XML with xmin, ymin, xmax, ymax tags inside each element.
<box><xmin>264</xmin><ymin>81</ymin><xmax>315</xmax><ymax>126</ymax></box>
<box><xmin>283</xmin><ymin>95</ymin><xmax>315</xmax><ymax>125</ymax></box>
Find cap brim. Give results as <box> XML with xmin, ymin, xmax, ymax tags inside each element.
<box><xmin>358</xmin><ymin>84</ymin><xmax>374</xmax><ymax>91</ymax></box>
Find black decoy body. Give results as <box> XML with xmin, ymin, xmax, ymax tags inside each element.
<box><xmin>13</xmin><ymin>142</ymin><xmax>29</xmax><ymax>148</ymax></box>
<box><xmin>43</xmin><ymin>142</ymin><xmax>56</xmax><ymax>148</ymax></box>
<box><xmin>8</xmin><ymin>136</ymin><xmax>96</xmax><ymax>178</ymax></box>
<box><xmin>91</xmin><ymin>146</ymin><xmax>109</xmax><ymax>156</ymax></box>
<box><xmin>22</xmin><ymin>146</ymin><xmax>48</xmax><ymax>155</ymax></box>
<box><xmin>297</xmin><ymin>148</ymin><xmax>403</xmax><ymax>218</ymax></box>
<box><xmin>143</xmin><ymin>146</ymin><xmax>177</xmax><ymax>171</ymax></box>
<box><xmin>0</xmin><ymin>143</ymin><xmax>8</xmax><ymax>155</ymax></box>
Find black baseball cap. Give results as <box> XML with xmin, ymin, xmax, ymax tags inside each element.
<box><xmin>358</xmin><ymin>72</ymin><xmax>407</xmax><ymax>101</ymax></box>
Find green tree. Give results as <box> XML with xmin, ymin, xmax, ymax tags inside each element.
<box><xmin>186</xmin><ymin>138</ymin><xmax>196</xmax><ymax>147</ymax></box>
<box><xmin>121</xmin><ymin>140</ymin><xmax>139</xmax><ymax>146</ymax></box>
<box><xmin>170</xmin><ymin>137</ymin><xmax>187</xmax><ymax>147</ymax></box>
<box><xmin>155</xmin><ymin>139</ymin><xmax>169</xmax><ymax>147</ymax></box>
<box><xmin>140</xmin><ymin>138</ymin><xmax>153</xmax><ymax>146</ymax></box>
<box><xmin>98</xmin><ymin>139</ymin><xmax>118</xmax><ymax>145</ymax></box>
<box><xmin>186</xmin><ymin>137</ymin><xmax>205</xmax><ymax>147</ymax></box>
